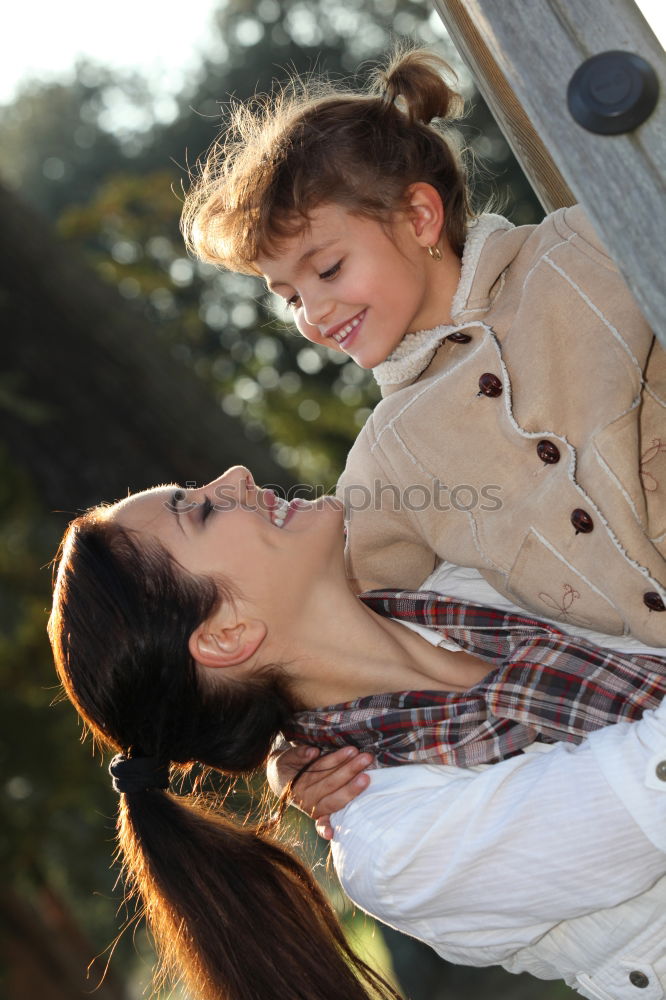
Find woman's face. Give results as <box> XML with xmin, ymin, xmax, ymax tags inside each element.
<box><xmin>110</xmin><ymin>466</ymin><xmax>345</xmax><ymax>625</ymax></box>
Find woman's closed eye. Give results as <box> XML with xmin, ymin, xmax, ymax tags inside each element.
<box><xmin>199</xmin><ymin>496</ymin><xmax>214</xmax><ymax>523</ymax></box>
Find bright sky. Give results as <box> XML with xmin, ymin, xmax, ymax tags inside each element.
<box><xmin>1</xmin><ymin>0</ymin><xmax>221</xmax><ymax>105</ymax></box>
<box><xmin>1</xmin><ymin>0</ymin><xmax>664</xmax><ymax>107</ymax></box>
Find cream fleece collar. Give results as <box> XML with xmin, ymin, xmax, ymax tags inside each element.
<box><xmin>373</xmin><ymin>213</ymin><xmax>513</xmax><ymax>388</ymax></box>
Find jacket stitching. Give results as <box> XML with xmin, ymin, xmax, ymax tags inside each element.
<box><xmin>469</xmin><ymin>514</ymin><xmax>505</xmax><ymax>572</ymax></box>
<box><xmin>529</xmin><ymin>530</ymin><xmax>626</xmax><ymax>623</ymax></box>
<box><xmin>371</xmin><ymin>325</ymin><xmax>491</xmax><ymax>447</ymax></box>
<box><xmin>488</xmin><ymin>335</ymin><xmax>665</xmax><ymax>600</ymax></box>
<box><xmin>645</xmin><ymin>381</ymin><xmax>666</xmax><ymax>409</ymax></box>
<box><xmin>522</xmin><ymin>238</ymin><xmax>569</xmax><ymax>290</ymax></box>
<box><xmin>373</xmin><ymin>327</ymin><xmax>666</xmax><ymax>603</ymax></box>
<box><xmin>593</xmin><ymin>447</ymin><xmax>645</xmax><ymax>529</ymax></box>
<box><xmin>544</xmin><ymin>256</ymin><xmax>642</xmax><ymax>372</ymax></box>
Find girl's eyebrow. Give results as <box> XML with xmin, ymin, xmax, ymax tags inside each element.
<box><xmin>266</xmin><ymin>238</ymin><xmax>339</xmax><ymax>291</ymax></box>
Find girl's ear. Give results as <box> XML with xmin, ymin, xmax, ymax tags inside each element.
<box><xmin>405</xmin><ymin>182</ymin><xmax>445</xmax><ymax>248</ymax></box>
<box><xmin>188</xmin><ymin>614</ymin><xmax>268</xmax><ymax>670</ymax></box>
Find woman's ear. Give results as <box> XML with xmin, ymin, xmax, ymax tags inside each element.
<box><xmin>405</xmin><ymin>182</ymin><xmax>445</xmax><ymax>248</ymax></box>
<box><xmin>188</xmin><ymin>614</ymin><xmax>268</xmax><ymax>670</ymax></box>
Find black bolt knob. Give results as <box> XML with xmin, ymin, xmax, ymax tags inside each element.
<box><xmin>568</xmin><ymin>51</ymin><xmax>659</xmax><ymax>135</ymax></box>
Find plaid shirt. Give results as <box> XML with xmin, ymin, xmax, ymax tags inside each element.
<box><xmin>284</xmin><ymin>590</ymin><xmax>666</xmax><ymax>768</ymax></box>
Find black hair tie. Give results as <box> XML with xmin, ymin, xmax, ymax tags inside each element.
<box><xmin>109</xmin><ymin>753</ymin><xmax>170</xmax><ymax>795</ymax></box>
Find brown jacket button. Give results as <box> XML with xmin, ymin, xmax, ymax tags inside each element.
<box><xmin>571</xmin><ymin>508</ymin><xmax>594</xmax><ymax>533</ymax></box>
<box><xmin>447</xmin><ymin>332</ymin><xmax>472</xmax><ymax>344</ymax></box>
<box><xmin>643</xmin><ymin>591</ymin><xmax>666</xmax><ymax>612</ymax></box>
<box><xmin>629</xmin><ymin>971</ymin><xmax>650</xmax><ymax>988</ymax></box>
<box><xmin>478</xmin><ymin>373</ymin><xmax>503</xmax><ymax>397</ymax></box>
<box><xmin>537</xmin><ymin>440</ymin><xmax>561</xmax><ymax>464</ymax></box>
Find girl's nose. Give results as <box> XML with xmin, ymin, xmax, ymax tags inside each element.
<box><xmin>301</xmin><ymin>291</ymin><xmax>334</xmax><ymax>329</ymax></box>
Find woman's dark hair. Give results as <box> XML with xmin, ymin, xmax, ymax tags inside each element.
<box><xmin>181</xmin><ymin>46</ymin><xmax>470</xmax><ymax>272</ymax></box>
<box><xmin>48</xmin><ymin>511</ymin><xmax>401</xmax><ymax>1000</ymax></box>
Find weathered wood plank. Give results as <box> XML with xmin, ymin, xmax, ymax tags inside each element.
<box><xmin>433</xmin><ymin>0</ymin><xmax>576</xmax><ymax>212</ymax></box>
<box><xmin>434</xmin><ymin>0</ymin><xmax>666</xmax><ymax>344</ymax></box>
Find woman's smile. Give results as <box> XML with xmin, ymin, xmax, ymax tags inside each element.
<box><xmin>262</xmin><ymin>489</ymin><xmax>313</xmax><ymax>528</ymax></box>
<box><xmin>109</xmin><ymin>466</ymin><xmax>347</xmax><ymax>629</ymax></box>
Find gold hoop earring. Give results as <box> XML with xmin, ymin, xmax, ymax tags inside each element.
<box><xmin>427</xmin><ymin>245</ymin><xmax>442</xmax><ymax>261</ymax></box>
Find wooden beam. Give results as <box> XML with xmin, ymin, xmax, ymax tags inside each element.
<box><xmin>433</xmin><ymin>0</ymin><xmax>666</xmax><ymax>345</ymax></box>
<box><xmin>433</xmin><ymin>0</ymin><xmax>576</xmax><ymax>213</ymax></box>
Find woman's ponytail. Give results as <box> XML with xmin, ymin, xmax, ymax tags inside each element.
<box><xmin>49</xmin><ymin>515</ymin><xmax>401</xmax><ymax>1000</ymax></box>
<box><xmin>372</xmin><ymin>46</ymin><xmax>464</xmax><ymax>125</ymax></box>
<box><xmin>117</xmin><ymin>785</ymin><xmax>397</xmax><ymax>1000</ymax></box>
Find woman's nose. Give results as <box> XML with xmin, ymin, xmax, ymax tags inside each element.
<box><xmin>203</xmin><ymin>466</ymin><xmax>255</xmax><ymax>503</ymax></box>
<box><xmin>206</xmin><ymin>466</ymin><xmax>252</xmax><ymax>487</ymax></box>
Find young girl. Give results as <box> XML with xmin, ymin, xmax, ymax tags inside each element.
<box><xmin>181</xmin><ymin>47</ymin><xmax>666</xmax><ymax>649</ymax></box>
<box><xmin>51</xmin><ymin>467</ymin><xmax>666</xmax><ymax>1000</ymax></box>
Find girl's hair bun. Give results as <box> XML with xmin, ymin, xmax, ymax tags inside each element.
<box><xmin>372</xmin><ymin>46</ymin><xmax>463</xmax><ymax>125</ymax></box>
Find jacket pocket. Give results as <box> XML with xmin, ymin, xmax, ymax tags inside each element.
<box><xmin>506</xmin><ymin>529</ymin><xmax>624</xmax><ymax>634</ymax></box>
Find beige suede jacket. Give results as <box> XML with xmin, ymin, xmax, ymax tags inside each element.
<box><xmin>338</xmin><ymin>206</ymin><xmax>666</xmax><ymax>646</ymax></box>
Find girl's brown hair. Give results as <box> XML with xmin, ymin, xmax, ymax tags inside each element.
<box><xmin>48</xmin><ymin>513</ymin><xmax>401</xmax><ymax>1000</ymax></box>
<box><xmin>181</xmin><ymin>47</ymin><xmax>469</xmax><ymax>273</ymax></box>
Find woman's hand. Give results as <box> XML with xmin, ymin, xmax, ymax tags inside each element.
<box><xmin>268</xmin><ymin>744</ymin><xmax>373</xmax><ymax>840</ymax></box>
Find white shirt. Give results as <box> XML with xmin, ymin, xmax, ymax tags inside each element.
<box><xmin>330</xmin><ymin>699</ymin><xmax>666</xmax><ymax>1000</ymax></box>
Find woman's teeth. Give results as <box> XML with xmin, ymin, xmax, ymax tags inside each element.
<box><xmin>331</xmin><ymin>311</ymin><xmax>365</xmax><ymax>344</ymax></box>
<box><xmin>272</xmin><ymin>497</ymin><xmax>289</xmax><ymax>527</ymax></box>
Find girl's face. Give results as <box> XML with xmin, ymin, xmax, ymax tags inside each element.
<box><xmin>110</xmin><ymin>466</ymin><xmax>345</xmax><ymax>626</ymax></box>
<box><xmin>257</xmin><ymin>201</ymin><xmax>447</xmax><ymax>369</ymax></box>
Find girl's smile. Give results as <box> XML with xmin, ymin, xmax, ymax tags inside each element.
<box><xmin>324</xmin><ymin>308</ymin><xmax>367</xmax><ymax>350</ymax></box>
<box><xmin>257</xmin><ymin>195</ymin><xmax>460</xmax><ymax>370</ymax></box>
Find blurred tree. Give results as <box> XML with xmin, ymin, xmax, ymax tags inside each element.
<box><xmin>0</xmin><ymin>178</ymin><xmax>290</xmax><ymax>511</ymax></box>
<box><xmin>0</xmin><ymin>67</ymin><xmax>134</xmax><ymax>220</ymax></box>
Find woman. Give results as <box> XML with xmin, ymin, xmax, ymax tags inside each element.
<box><xmin>50</xmin><ymin>466</ymin><xmax>666</xmax><ymax>1000</ymax></box>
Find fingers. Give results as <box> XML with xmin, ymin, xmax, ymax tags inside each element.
<box><xmin>293</xmin><ymin>746</ymin><xmax>372</xmax><ymax>820</ymax></box>
<box><xmin>289</xmin><ymin>745</ymin><xmax>320</xmax><ymax>767</ymax></box>
<box><xmin>267</xmin><ymin>744</ymin><xmax>321</xmax><ymax>796</ymax></box>
<box><xmin>315</xmin><ymin>815</ymin><xmax>334</xmax><ymax>841</ymax></box>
